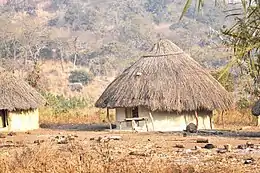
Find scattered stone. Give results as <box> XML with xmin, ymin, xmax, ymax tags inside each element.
<box><xmin>69</xmin><ymin>137</ymin><xmax>75</xmax><ymax>141</ymax></box>
<box><xmin>224</xmin><ymin>144</ymin><xmax>232</xmax><ymax>152</ymax></box>
<box><xmin>246</xmin><ymin>141</ymin><xmax>254</xmax><ymax>148</ymax></box>
<box><xmin>0</xmin><ymin>144</ymin><xmax>17</xmax><ymax>148</ymax></box>
<box><xmin>25</xmin><ymin>131</ymin><xmax>31</xmax><ymax>135</ymax></box>
<box><xmin>16</xmin><ymin>141</ymin><xmax>23</xmax><ymax>145</ymax></box>
<box><xmin>0</xmin><ymin>133</ymin><xmax>6</xmax><ymax>138</ymax></box>
<box><xmin>158</xmin><ymin>153</ymin><xmax>168</xmax><ymax>157</ymax></box>
<box><xmin>7</xmin><ymin>132</ymin><xmax>16</xmax><ymax>136</ymax></box>
<box><xmin>247</xmin><ymin>148</ymin><xmax>255</xmax><ymax>152</ymax></box>
<box><xmin>52</xmin><ymin>134</ymin><xmax>78</xmax><ymax>144</ymax></box>
<box><xmin>254</xmin><ymin>144</ymin><xmax>260</xmax><ymax>149</ymax></box>
<box><xmin>183</xmin><ymin>132</ymin><xmax>187</xmax><ymax>137</ymax></box>
<box><xmin>194</xmin><ymin>146</ymin><xmax>201</xmax><ymax>150</ymax></box>
<box><xmin>238</xmin><ymin>144</ymin><xmax>247</xmax><ymax>149</ymax></box>
<box><xmin>96</xmin><ymin>136</ymin><xmax>102</xmax><ymax>142</ymax></box>
<box><xmin>184</xmin><ymin>149</ymin><xmax>192</xmax><ymax>153</ymax></box>
<box><xmin>34</xmin><ymin>140</ymin><xmax>45</xmax><ymax>145</ymax></box>
<box><xmin>244</xmin><ymin>158</ymin><xmax>254</xmax><ymax>164</ymax></box>
<box><xmin>186</xmin><ymin>123</ymin><xmax>197</xmax><ymax>133</ymax></box>
<box><xmin>93</xmin><ymin>136</ymin><xmax>122</xmax><ymax>142</ymax></box>
<box><xmin>175</xmin><ymin>144</ymin><xmax>185</xmax><ymax>148</ymax></box>
<box><xmin>148</xmin><ymin>139</ymin><xmax>151</xmax><ymax>141</ymax></box>
<box><xmin>155</xmin><ymin>145</ymin><xmax>162</xmax><ymax>148</ymax></box>
<box><xmin>109</xmin><ymin>136</ymin><xmax>122</xmax><ymax>140</ymax></box>
<box><xmin>6</xmin><ymin>140</ymin><xmax>13</xmax><ymax>143</ymax></box>
<box><xmin>196</xmin><ymin>138</ymin><xmax>209</xmax><ymax>143</ymax></box>
<box><xmin>39</xmin><ymin>123</ymin><xmax>50</xmax><ymax>128</ymax></box>
<box><xmin>129</xmin><ymin>151</ymin><xmax>147</xmax><ymax>157</ymax></box>
<box><xmin>204</xmin><ymin>144</ymin><xmax>216</xmax><ymax>149</ymax></box>
<box><xmin>97</xmin><ymin>136</ymin><xmax>110</xmax><ymax>143</ymax></box>
<box><xmin>57</xmin><ymin>138</ymin><xmax>68</xmax><ymax>144</ymax></box>
<box><xmin>217</xmin><ymin>149</ymin><xmax>227</xmax><ymax>154</ymax></box>
<box><xmin>67</xmin><ymin>135</ymin><xmax>75</xmax><ymax>141</ymax></box>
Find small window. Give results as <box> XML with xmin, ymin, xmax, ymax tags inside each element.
<box><xmin>132</xmin><ymin>107</ymin><xmax>139</xmax><ymax>118</ymax></box>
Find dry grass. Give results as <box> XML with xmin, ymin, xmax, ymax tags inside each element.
<box><xmin>0</xmin><ymin>145</ymin><xmax>186</xmax><ymax>173</ymax></box>
<box><xmin>214</xmin><ymin>108</ymin><xmax>258</xmax><ymax>128</ymax></box>
<box><xmin>0</xmin><ymin>140</ymin><xmax>254</xmax><ymax>173</ymax></box>
<box><xmin>39</xmin><ymin>107</ymin><xmax>115</xmax><ymax>124</ymax></box>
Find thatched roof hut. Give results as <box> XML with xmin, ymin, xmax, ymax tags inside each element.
<box><xmin>0</xmin><ymin>67</ymin><xmax>45</xmax><ymax>132</ymax></box>
<box><xmin>0</xmin><ymin>68</ymin><xmax>45</xmax><ymax>111</ymax></box>
<box><xmin>95</xmin><ymin>39</ymin><xmax>233</xmax><ymax>112</ymax></box>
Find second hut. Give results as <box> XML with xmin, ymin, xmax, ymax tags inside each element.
<box><xmin>95</xmin><ymin>39</ymin><xmax>233</xmax><ymax>131</ymax></box>
<box><xmin>0</xmin><ymin>68</ymin><xmax>46</xmax><ymax>132</ymax></box>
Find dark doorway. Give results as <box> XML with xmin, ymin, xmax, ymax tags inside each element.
<box><xmin>132</xmin><ymin>107</ymin><xmax>139</xmax><ymax>126</ymax></box>
<box><xmin>0</xmin><ymin>110</ymin><xmax>7</xmax><ymax>128</ymax></box>
<box><xmin>132</xmin><ymin>107</ymin><xmax>139</xmax><ymax>118</ymax></box>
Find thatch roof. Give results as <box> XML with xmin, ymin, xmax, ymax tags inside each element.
<box><xmin>0</xmin><ymin>68</ymin><xmax>46</xmax><ymax>111</ymax></box>
<box><xmin>95</xmin><ymin>39</ymin><xmax>233</xmax><ymax>112</ymax></box>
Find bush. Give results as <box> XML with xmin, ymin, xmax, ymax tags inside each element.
<box><xmin>43</xmin><ymin>92</ymin><xmax>88</xmax><ymax>115</ymax></box>
<box><xmin>69</xmin><ymin>69</ymin><xmax>93</xmax><ymax>85</ymax></box>
<box><xmin>237</xmin><ymin>97</ymin><xmax>251</xmax><ymax>109</ymax></box>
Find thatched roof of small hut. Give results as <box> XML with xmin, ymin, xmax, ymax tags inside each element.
<box><xmin>95</xmin><ymin>39</ymin><xmax>233</xmax><ymax>112</ymax></box>
<box><xmin>0</xmin><ymin>67</ymin><xmax>46</xmax><ymax>111</ymax></box>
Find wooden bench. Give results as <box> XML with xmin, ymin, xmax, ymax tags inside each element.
<box><xmin>118</xmin><ymin>117</ymin><xmax>149</xmax><ymax>131</ymax></box>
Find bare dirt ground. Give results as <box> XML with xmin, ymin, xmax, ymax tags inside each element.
<box><xmin>1</xmin><ymin>125</ymin><xmax>260</xmax><ymax>172</ymax></box>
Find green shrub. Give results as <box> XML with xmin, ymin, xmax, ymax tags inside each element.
<box><xmin>43</xmin><ymin>92</ymin><xmax>88</xmax><ymax>115</ymax></box>
<box><xmin>68</xmin><ymin>69</ymin><xmax>93</xmax><ymax>85</ymax></box>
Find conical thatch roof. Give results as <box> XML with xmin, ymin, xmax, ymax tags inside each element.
<box><xmin>0</xmin><ymin>68</ymin><xmax>46</xmax><ymax>111</ymax></box>
<box><xmin>95</xmin><ymin>39</ymin><xmax>233</xmax><ymax>112</ymax></box>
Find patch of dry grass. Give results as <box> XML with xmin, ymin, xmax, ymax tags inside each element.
<box><xmin>39</xmin><ymin>107</ymin><xmax>115</xmax><ymax>124</ymax></box>
<box><xmin>0</xmin><ymin>141</ymin><xmax>253</xmax><ymax>173</ymax></box>
<box><xmin>214</xmin><ymin>108</ymin><xmax>257</xmax><ymax>128</ymax></box>
<box><xmin>0</xmin><ymin>142</ymin><xmax>182</xmax><ymax>173</ymax></box>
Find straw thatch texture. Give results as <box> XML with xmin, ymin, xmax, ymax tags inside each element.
<box><xmin>95</xmin><ymin>39</ymin><xmax>233</xmax><ymax>112</ymax></box>
<box><xmin>0</xmin><ymin>68</ymin><xmax>46</xmax><ymax>111</ymax></box>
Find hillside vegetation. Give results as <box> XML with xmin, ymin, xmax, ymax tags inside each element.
<box><xmin>0</xmin><ymin>0</ymin><xmax>234</xmax><ymax>72</ymax></box>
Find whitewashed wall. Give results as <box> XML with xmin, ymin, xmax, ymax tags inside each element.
<box><xmin>115</xmin><ymin>107</ymin><xmax>213</xmax><ymax>131</ymax></box>
<box><xmin>7</xmin><ymin>109</ymin><xmax>39</xmax><ymax>131</ymax></box>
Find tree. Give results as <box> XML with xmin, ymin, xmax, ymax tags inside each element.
<box><xmin>0</xmin><ymin>11</ymin><xmax>50</xmax><ymax>64</ymax></box>
<box><xmin>181</xmin><ymin>0</ymin><xmax>260</xmax><ymax>96</ymax></box>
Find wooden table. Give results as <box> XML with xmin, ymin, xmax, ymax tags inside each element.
<box><xmin>118</xmin><ymin>117</ymin><xmax>149</xmax><ymax>131</ymax></box>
